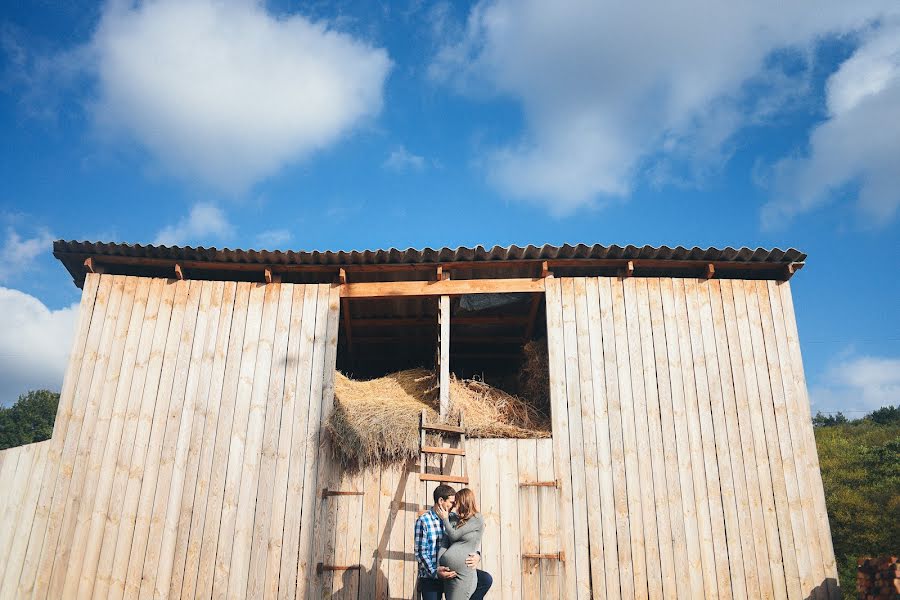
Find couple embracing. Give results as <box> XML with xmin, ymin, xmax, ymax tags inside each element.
<box><xmin>414</xmin><ymin>484</ymin><xmax>493</xmax><ymax>600</ymax></box>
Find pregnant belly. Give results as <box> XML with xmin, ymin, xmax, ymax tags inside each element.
<box><xmin>438</xmin><ymin>546</ymin><xmax>473</xmax><ymax>574</ymax></box>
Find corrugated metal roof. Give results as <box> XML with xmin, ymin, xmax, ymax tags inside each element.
<box><xmin>54</xmin><ymin>240</ymin><xmax>805</xmax><ymax>266</ymax></box>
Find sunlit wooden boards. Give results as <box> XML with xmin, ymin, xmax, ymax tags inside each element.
<box><xmin>545</xmin><ymin>276</ymin><xmax>838</xmax><ymax>599</ymax></box>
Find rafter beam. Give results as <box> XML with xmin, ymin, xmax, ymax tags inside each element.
<box><xmin>339</xmin><ymin>278</ymin><xmax>545</xmax><ymax>298</ymax></box>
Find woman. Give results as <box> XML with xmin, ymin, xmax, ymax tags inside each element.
<box><xmin>435</xmin><ymin>488</ymin><xmax>485</xmax><ymax>600</ymax></box>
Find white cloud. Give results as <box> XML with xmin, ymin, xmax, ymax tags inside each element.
<box><xmin>810</xmin><ymin>354</ymin><xmax>900</xmax><ymax>413</ymax></box>
<box><xmin>0</xmin><ymin>227</ymin><xmax>54</xmax><ymax>282</ymax></box>
<box><xmin>88</xmin><ymin>0</ymin><xmax>391</xmax><ymax>192</ymax></box>
<box><xmin>154</xmin><ymin>202</ymin><xmax>234</xmax><ymax>247</ymax></box>
<box><xmin>433</xmin><ymin>0</ymin><xmax>898</xmax><ymax>215</ymax></box>
<box><xmin>254</xmin><ymin>228</ymin><xmax>292</xmax><ymax>249</ymax></box>
<box><xmin>764</xmin><ymin>20</ymin><xmax>900</xmax><ymax>227</ymax></box>
<box><xmin>383</xmin><ymin>145</ymin><xmax>426</xmax><ymax>172</ymax></box>
<box><xmin>0</xmin><ymin>287</ymin><xmax>79</xmax><ymax>406</ymax></box>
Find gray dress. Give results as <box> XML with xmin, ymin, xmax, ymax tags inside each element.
<box><xmin>437</xmin><ymin>513</ymin><xmax>484</xmax><ymax>600</ymax></box>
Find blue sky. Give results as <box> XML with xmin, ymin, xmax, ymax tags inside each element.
<box><xmin>0</xmin><ymin>0</ymin><xmax>898</xmax><ymax>410</ymax></box>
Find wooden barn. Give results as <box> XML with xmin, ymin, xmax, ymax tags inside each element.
<box><xmin>0</xmin><ymin>241</ymin><xmax>838</xmax><ymax>599</ymax></box>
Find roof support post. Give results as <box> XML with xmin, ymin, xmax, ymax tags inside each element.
<box><xmin>438</xmin><ymin>292</ymin><xmax>450</xmax><ymax>419</ymax></box>
<box><xmin>174</xmin><ymin>263</ymin><xmax>185</xmax><ymax>280</ymax></box>
<box><xmin>706</xmin><ymin>263</ymin><xmax>716</xmax><ymax>279</ymax></box>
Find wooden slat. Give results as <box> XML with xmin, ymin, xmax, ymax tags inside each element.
<box><xmin>357</xmin><ymin>466</ymin><xmax>381</xmax><ymax>600</ymax></box>
<box><xmin>671</xmin><ymin>278</ymin><xmax>719</xmax><ymax>599</ymax></box>
<box><xmin>730</xmin><ymin>279</ymin><xmax>790</xmax><ymax>599</ymax></box>
<box><xmin>742</xmin><ymin>280</ymin><xmax>802</xmax><ymax>599</ymax></box>
<box><xmin>584</xmin><ymin>277</ymin><xmax>621</xmax><ymax>600</ymax></box>
<box><xmin>536</xmin><ymin>439</ymin><xmax>560</xmax><ymax>600</ymax></box>
<box><xmin>73</xmin><ymin>277</ymin><xmax>150</xmax><ymax>600</ymax></box>
<box><xmin>0</xmin><ymin>444</ymin><xmax>33</xmax><ymax>579</ymax></box>
<box><xmin>188</xmin><ymin>282</ymin><xmax>249</xmax><ymax>600</ymax></box>
<box><xmin>227</xmin><ymin>282</ymin><xmax>282</xmax><ymax>599</ymax></box>
<box><xmin>340</xmin><ymin>277</ymin><xmax>546</xmax><ymax>298</ymax></box>
<box><xmin>634</xmin><ymin>278</ymin><xmax>677</xmax><ymax>600</ymax></box>
<box><xmin>570</xmin><ymin>278</ymin><xmax>604</xmax><ymax>599</ymax></box>
<box><xmin>623</xmin><ymin>277</ymin><xmax>662</xmax><ymax>599</ymax></box>
<box><xmin>420</xmin><ymin>422</ymin><xmax>466</xmax><ymax>435</ymax></box>
<box><xmin>480</xmin><ymin>439</ymin><xmax>502</xmax><ymax>591</ymax></box>
<box><xmin>421</xmin><ymin>446</ymin><xmax>466</xmax><ymax>456</ymax></box>
<box><xmin>92</xmin><ymin>277</ymin><xmax>166</xmax><ymax>599</ymax></box>
<box><xmin>544</xmin><ymin>277</ymin><xmax>578</xmax><ymax>600</ymax></box>
<box><xmin>499</xmin><ymin>438</ymin><xmax>523</xmax><ymax>599</ymax></box>
<box><xmin>418</xmin><ymin>473</ymin><xmax>469</xmax><ymax>484</ymax></box>
<box><xmin>596</xmin><ymin>277</ymin><xmax>634</xmax><ymax>599</ymax></box>
<box><xmin>518</xmin><ymin>439</ymin><xmax>541</xmax><ymax>599</ymax></box>
<box><xmin>646</xmin><ymin>279</ymin><xmax>693</xmax><ymax>600</ymax></box>
<box><xmin>439</xmin><ymin>295</ymin><xmax>450</xmax><ymax>418</ymax></box>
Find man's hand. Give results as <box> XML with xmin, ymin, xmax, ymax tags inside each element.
<box><xmin>465</xmin><ymin>553</ymin><xmax>481</xmax><ymax>569</ymax></box>
<box><xmin>437</xmin><ymin>566</ymin><xmax>457</xmax><ymax>579</ymax></box>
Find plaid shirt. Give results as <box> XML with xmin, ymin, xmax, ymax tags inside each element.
<box><xmin>414</xmin><ymin>509</ymin><xmax>444</xmax><ymax>579</ymax></box>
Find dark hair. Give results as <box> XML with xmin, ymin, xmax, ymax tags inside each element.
<box><xmin>433</xmin><ymin>484</ymin><xmax>456</xmax><ymax>504</ymax></box>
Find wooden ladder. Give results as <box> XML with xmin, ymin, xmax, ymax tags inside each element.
<box><xmin>418</xmin><ymin>410</ymin><xmax>468</xmax><ymax>496</ymax></box>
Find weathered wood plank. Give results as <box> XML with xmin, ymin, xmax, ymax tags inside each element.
<box><xmin>536</xmin><ymin>439</ymin><xmax>560</xmax><ymax>600</ymax></box>
<box><xmin>518</xmin><ymin>439</ymin><xmax>540</xmax><ymax>599</ymax></box>
<box><xmin>499</xmin><ymin>438</ymin><xmax>523</xmax><ymax>600</ymax></box>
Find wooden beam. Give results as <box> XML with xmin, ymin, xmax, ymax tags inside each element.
<box><xmin>339</xmin><ymin>278</ymin><xmax>546</xmax><ymax>298</ymax></box>
<box><xmin>519</xmin><ymin>480</ymin><xmax>560</xmax><ymax>488</ymax></box>
<box><xmin>265</xmin><ymin>267</ymin><xmax>274</xmax><ymax>284</ymax></box>
<box><xmin>341</xmin><ymin>297</ymin><xmax>353</xmax><ymax>355</ymax></box>
<box><xmin>421</xmin><ymin>446</ymin><xmax>466</xmax><ymax>456</ymax></box>
<box><xmin>174</xmin><ymin>263</ymin><xmax>185</xmax><ymax>280</ymax></box>
<box><xmin>439</xmin><ymin>295</ymin><xmax>450</xmax><ymax>418</ymax></box>
<box><xmin>350</xmin><ymin>315</ymin><xmax>531</xmax><ymax>328</ymax></box>
<box><xmin>418</xmin><ymin>473</ymin><xmax>469</xmax><ymax>484</ymax></box>
<box><xmin>523</xmin><ymin>293</ymin><xmax>543</xmax><ymax>341</ymax></box>
<box><xmin>624</xmin><ymin>260</ymin><xmax>634</xmax><ymax>278</ymax></box>
<box><xmin>338</xmin><ymin>268</ymin><xmax>347</xmax><ymax>284</ymax></box>
<box><xmin>321</xmin><ymin>489</ymin><xmax>364</xmax><ymax>498</ymax></box>
<box><xmin>706</xmin><ymin>263</ymin><xmax>716</xmax><ymax>279</ymax></box>
<box><xmin>540</xmin><ymin>260</ymin><xmax>551</xmax><ymax>278</ymax></box>
<box><xmin>522</xmin><ymin>553</ymin><xmax>565</xmax><ymax>561</ymax></box>
<box><xmin>83</xmin><ymin>257</ymin><xmax>105</xmax><ymax>274</ymax></box>
<box><xmin>784</xmin><ymin>262</ymin><xmax>804</xmax><ymax>280</ymax></box>
<box><xmin>354</xmin><ymin>335</ymin><xmax>523</xmax><ymax>344</ymax></box>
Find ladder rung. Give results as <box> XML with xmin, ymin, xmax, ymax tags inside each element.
<box><xmin>419</xmin><ymin>473</ymin><xmax>469</xmax><ymax>484</ymax></box>
<box><xmin>421</xmin><ymin>423</ymin><xmax>466</xmax><ymax>435</ymax></box>
<box><xmin>421</xmin><ymin>446</ymin><xmax>466</xmax><ymax>456</ymax></box>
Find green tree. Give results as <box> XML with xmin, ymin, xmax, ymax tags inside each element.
<box><xmin>0</xmin><ymin>390</ymin><xmax>60</xmax><ymax>450</ymax></box>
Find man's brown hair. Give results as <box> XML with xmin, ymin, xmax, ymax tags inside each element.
<box><xmin>433</xmin><ymin>484</ymin><xmax>456</xmax><ymax>505</ymax></box>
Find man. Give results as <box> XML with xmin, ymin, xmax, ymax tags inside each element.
<box><xmin>414</xmin><ymin>484</ymin><xmax>493</xmax><ymax>600</ymax></box>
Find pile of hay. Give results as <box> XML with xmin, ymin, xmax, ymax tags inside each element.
<box><xmin>326</xmin><ymin>369</ymin><xmax>550</xmax><ymax>471</ymax></box>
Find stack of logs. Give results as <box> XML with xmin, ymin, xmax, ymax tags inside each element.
<box><xmin>857</xmin><ymin>556</ymin><xmax>900</xmax><ymax>600</ymax></box>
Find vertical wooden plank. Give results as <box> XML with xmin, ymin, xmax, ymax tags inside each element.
<box><xmin>347</xmin><ymin>470</ymin><xmax>366</xmax><ymax>599</ymax></box>
<box><xmin>708</xmin><ymin>280</ymin><xmax>763</xmax><ymax>598</ymax></box>
<box><xmin>610</xmin><ymin>277</ymin><xmax>649</xmax><ymax>600</ymax></box>
<box><xmin>329</xmin><ymin>470</ymin><xmax>351</xmax><ymax>598</ymax></box>
<box><xmin>152</xmin><ymin>281</ymin><xmax>221</xmax><ymax>599</ymax></box>
<box><xmin>210</xmin><ymin>282</ymin><xmax>267</xmax><ymax>600</ymax></box>
<box><xmin>278</xmin><ymin>284</ymin><xmax>319</xmax><ymax>600</ymax></box>
<box><xmin>543</xmin><ymin>277</ymin><xmax>579</xmax><ymax>600</ymax></box>
<box><xmin>518</xmin><ymin>439</ymin><xmax>540</xmax><ymax>599</ymax></box>
<box><xmin>694</xmin><ymin>280</ymin><xmax>746</xmax><ymax>599</ymax></box>
<box><xmin>536</xmin><ymin>439</ymin><xmax>560</xmax><ymax>600</ymax></box>
<box><xmin>596</xmin><ymin>277</ymin><xmax>634</xmax><ymax>600</ymax></box>
<box><xmin>380</xmin><ymin>463</ymin><xmax>401</xmax><ymax>600</ymax></box>
<box><xmin>585</xmin><ymin>277</ymin><xmax>621</xmax><ymax>600</ymax></box>
<box><xmin>499</xmin><ymin>440</ymin><xmax>522</xmax><ymax>600</ymax></box>
<box><xmin>622</xmin><ymin>277</ymin><xmax>662</xmax><ymax>599</ymax></box>
<box><xmin>131</xmin><ymin>279</ymin><xmax>204</xmax><ymax>600</ymax></box>
<box><xmin>0</xmin><ymin>444</ymin><xmax>33</xmax><ymax>576</ymax></box>
<box><xmin>17</xmin><ymin>273</ymin><xmax>101</xmax><ymax>598</ymax></box>
<box><xmin>573</xmin><ymin>278</ymin><xmax>606</xmax><ymax>599</ymax></box>
<box><xmin>302</xmin><ymin>284</ymin><xmax>341</xmax><ymax>600</ymax></box>
<box><xmin>670</xmin><ymin>278</ymin><xmax>718</xmax><ymax>599</ymax></box>
<box><xmin>479</xmin><ymin>439</ymin><xmax>502</xmax><ymax>587</ymax></box>
<box><xmin>439</xmin><ymin>295</ymin><xmax>450</xmax><ymax>418</ymax></box>
<box><xmin>742</xmin><ymin>280</ymin><xmax>802</xmax><ymax>599</ymax></box>
<box><xmin>92</xmin><ymin>277</ymin><xmax>166</xmax><ymax>600</ymax></box>
<box><xmin>767</xmin><ymin>280</ymin><xmax>828</xmax><ymax>599</ymax></box>
<box><xmin>167</xmin><ymin>280</ymin><xmax>229</xmax><ymax>598</ymax></box>
<box><xmin>74</xmin><ymin>277</ymin><xmax>151</xmax><ymax>600</ymax></box>
<box><xmin>191</xmin><ymin>282</ymin><xmax>251</xmax><ymax>600</ymax></box>
<box><xmin>402</xmin><ymin>458</ymin><xmax>419</xmax><ymax>599</ymax></box>
<box><xmin>60</xmin><ymin>276</ymin><xmax>138</xmax><ymax>599</ymax></box>
<box><xmin>358</xmin><ymin>466</ymin><xmax>382</xmax><ymax>600</ymax></box>
<box><xmin>777</xmin><ymin>281</ymin><xmax>839</xmax><ymax>597</ymax></box>
<box><xmin>227</xmin><ymin>282</ymin><xmax>282</xmax><ymax>600</ymax></box>
<box><xmin>755</xmin><ymin>280</ymin><xmax>817</xmax><ymax>597</ymax></box>
<box><xmin>561</xmin><ymin>278</ymin><xmax>592</xmax><ymax>600</ymax></box>
<box><xmin>248</xmin><ymin>283</ymin><xmax>293</xmax><ymax>600</ymax></box>
<box><xmin>634</xmin><ymin>279</ymin><xmax>676</xmax><ymax>600</ymax></box>
<box><xmin>645</xmin><ymin>279</ymin><xmax>691</xmax><ymax>600</ymax></box>
<box><xmin>730</xmin><ymin>279</ymin><xmax>789</xmax><ymax>599</ymax></box>
<box><xmin>36</xmin><ymin>275</ymin><xmax>121</xmax><ymax>599</ymax></box>
<box><xmin>718</xmin><ymin>279</ymin><xmax>776</xmax><ymax>599</ymax></box>
<box><xmin>262</xmin><ymin>284</ymin><xmax>306</xmax><ymax>600</ymax></box>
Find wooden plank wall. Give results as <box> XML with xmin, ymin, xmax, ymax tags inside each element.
<box><xmin>545</xmin><ymin>276</ymin><xmax>838</xmax><ymax>600</ymax></box>
<box><xmin>0</xmin><ymin>274</ymin><xmax>342</xmax><ymax>600</ymax></box>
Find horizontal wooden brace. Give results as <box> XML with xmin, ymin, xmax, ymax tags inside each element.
<box><xmin>522</xmin><ymin>552</ymin><xmax>565</xmax><ymax>561</ymax></box>
<box><xmin>316</xmin><ymin>563</ymin><xmax>361</xmax><ymax>574</ymax></box>
<box><xmin>519</xmin><ymin>480</ymin><xmax>560</xmax><ymax>488</ymax></box>
<box><xmin>419</xmin><ymin>473</ymin><xmax>469</xmax><ymax>484</ymax></box>
<box><xmin>421</xmin><ymin>423</ymin><xmax>466</xmax><ymax>435</ymax></box>
<box><xmin>421</xmin><ymin>446</ymin><xmax>466</xmax><ymax>456</ymax></box>
<box><xmin>322</xmin><ymin>489</ymin><xmax>364</xmax><ymax>498</ymax></box>
<box><xmin>340</xmin><ymin>278</ymin><xmax>546</xmax><ymax>298</ymax></box>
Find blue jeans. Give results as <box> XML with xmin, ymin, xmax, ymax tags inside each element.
<box><xmin>419</xmin><ymin>570</ymin><xmax>493</xmax><ymax>599</ymax></box>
